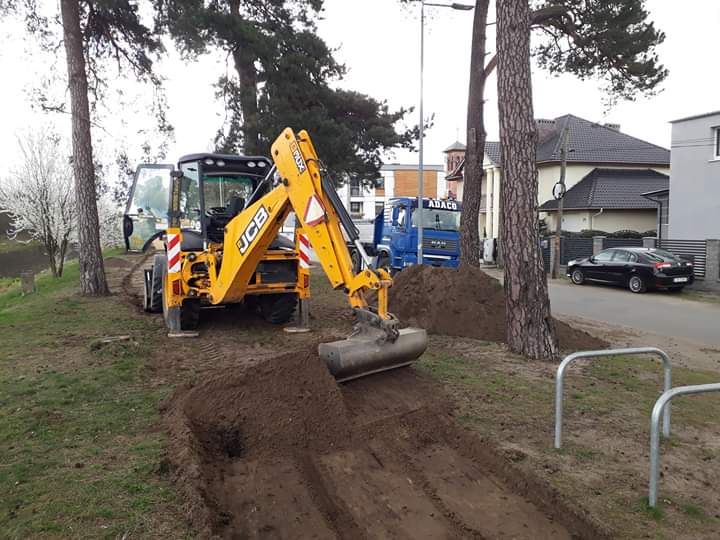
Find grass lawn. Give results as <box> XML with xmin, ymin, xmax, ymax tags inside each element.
<box><xmin>420</xmin><ymin>339</ymin><xmax>720</xmax><ymax>539</ymax></box>
<box><xmin>0</xmin><ymin>237</ymin><xmax>37</xmax><ymax>254</ymax></box>
<box><xmin>0</xmin><ymin>261</ymin><xmax>189</xmax><ymax>538</ymax></box>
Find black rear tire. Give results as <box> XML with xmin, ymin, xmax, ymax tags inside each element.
<box><xmin>148</xmin><ymin>254</ymin><xmax>166</xmax><ymax>313</ymax></box>
<box><xmin>628</xmin><ymin>275</ymin><xmax>647</xmax><ymax>294</ymax></box>
<box><xmin>258</xmin><ymin>293</ymin><xmax>297</xmax><ymax>324</ymax></box>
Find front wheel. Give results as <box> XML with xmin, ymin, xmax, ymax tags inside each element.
<box><xmin>628</xmin><ymin>275</ymin><xmax>647</xmax><ymax>294</ymax></box>
<box><xmin>570</xmin><ymin>268</ymin><xmax>585</xmax><ymax>285</ymax></box>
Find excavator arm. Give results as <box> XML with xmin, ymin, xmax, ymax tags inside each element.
<box><xmin>209</xmin><ymin>129</ymin><xmax>391</xmax><ymax>319</ymax></box>
<box><xmin>208</xmin><ymin>128</ymin><xmax>426</xmax><ymax>380</ymax></box>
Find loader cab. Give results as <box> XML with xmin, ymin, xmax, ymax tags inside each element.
<box><xmin>123</xmin><ymin>154</ymin><xmax>272</xmax><ymax>252</ymax></box>
<box><xmin>175</xmin><ymin>154</ymin><xmax>272</xmax><ymax>251</ymax></box>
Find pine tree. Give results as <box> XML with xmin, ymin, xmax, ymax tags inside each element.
<box><xmin>159</xmin><ymin>0</ymin><xmax>417</xmax><ymax>182</ymax></box>
<box><xmin>493</xmin><ymin>0</ymin><xmax>666</xmax><ymax>359</ymax></box>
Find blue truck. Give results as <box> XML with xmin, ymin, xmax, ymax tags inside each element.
<box><xmin>349</xmin><ymin>197</ymin><xmax>462</xmax><ymax>273</ymax></box>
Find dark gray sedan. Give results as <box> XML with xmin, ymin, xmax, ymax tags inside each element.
<box><xmin>567</xmin><ymin>247</ymin><xmax>695</xmax><ymax>293</ymax></box>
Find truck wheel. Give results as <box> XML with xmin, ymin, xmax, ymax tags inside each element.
<box><xmin>147</xmin><ymin>255</ymin><xmax>166</xmax><ymax>313</ymax></box>
<box><xmin>376</xmin><ymin>253</ymin><xmax>391</xmax><ymax>271</ymax></box>
<box><xmin>143</xmin><ymin>269</ymin><xmax>153</xmax><ymax>312</ymax></box>
<box><xmin>258</xmin><ymin>293</ymin><xmax>297</xmax><ymax>324</ymax></box>
<box><xmin>351</xmin><ymin>249</ymin><xmax>362</xmax><ymax>273</ymax></box>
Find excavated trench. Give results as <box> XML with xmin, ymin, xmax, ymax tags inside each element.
<box><xmin>165</xmin><ymin>351</ymin><xmax>606</xmax><ymax>539</ymax></box>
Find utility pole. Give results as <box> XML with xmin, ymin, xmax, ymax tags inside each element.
<box><xmin>417</xmin><ymin>2</ymin><xmax>474</xmax><ymax>265</ymax></box>
<box><xmin>417</xmin><ymin>0</ymin><xmax>425</xmax><ymax>264</ymax></box>
<box><xmin>551</xmin><ymin>127</ymin><xmax>570</xmax><ymax>279</ymax></box>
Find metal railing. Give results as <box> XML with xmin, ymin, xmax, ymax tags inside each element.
<box><xmin>648</xmin><ymin>383</ymin><xmax>720</xmax><ymax>507</ymax></box>
<box><xmin>555</xmin><ymin>347</ymin><xmax>672</xmax><ymax>449</ymax></box>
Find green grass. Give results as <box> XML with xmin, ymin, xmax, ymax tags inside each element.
<box><xmin>640</xmin><ymin>498</ymin><xmax>665</xmax><ymax>521</ymax></box>
<box><xmin>419</xmin><ymin>347</ymin><xmax>720</xmax><ymax>539</ymax></box>
<box><xmin>682</xmin><ymin>503</ymin><xmax>706</xmax><ymax>519</ymax></box>
<box><xmin>0</xmin><ymin>237</ymin><xmax>38</xmax><ymax>254</ymax></box>
<box><xmin>0</xmin><ymin>260</ymin><xmax>188</xmax><ymax>538</ymax></box>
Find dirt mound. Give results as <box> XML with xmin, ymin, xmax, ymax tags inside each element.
<box><xmin>180</xmin><ymin>350</ymin><xmax>352</xmax><ymax>459</ymax></box>
<box><xmin>389</xmin><ymin>264</ymin><xmax>606</xmax><ymax>351</ymax></box>
<box><xmin>164</xmin><ymin>358</ymin><xmax>606</xmax><ymax>539</ymax></box>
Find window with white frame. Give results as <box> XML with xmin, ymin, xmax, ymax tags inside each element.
<box><xmin>350</xmin><ymin>201</ymin><xmax>363</xmax><ymax>215</ymax></box>
<box><xmin>714</xmin><ymin>127</ymin><xmax>720</xmax><ymax>159</ymax></box>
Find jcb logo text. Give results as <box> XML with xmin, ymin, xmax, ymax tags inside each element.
<box><xmin>237</xmin><ymin>206</ymin><xmax>269</xmax><ymax>255</ymax></box>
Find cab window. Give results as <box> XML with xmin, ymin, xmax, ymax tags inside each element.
<box><xmin>202</xmin><ymin>174</ymin><xmax>255</xmax><ymax>210</ymax></box>
<box><xmin>179</xmin><ymin>161</ymin><xmax>201</xmax><ymax>230</ymax></box>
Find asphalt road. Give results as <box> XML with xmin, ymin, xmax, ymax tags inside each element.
<box><xmin>549</xmin><ymin>280</ymin><xmax>720</xmax><ymax>348</ymax></box>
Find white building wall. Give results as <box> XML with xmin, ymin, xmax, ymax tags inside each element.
<box><xmin>669</xmin><ymin>112</ymin><xmax>720</xmax><ymax>239</ymax></box>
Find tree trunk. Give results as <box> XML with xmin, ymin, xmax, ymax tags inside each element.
<box><xmin>459</xmin><ymin>0</ymin><xmax>490</xmax><ymax>267</ymax></box>
<box><xmin>228</xmin><ymin>0</ymin><xmax>261</xmax><ymax>155</ymax></box>
<box><xmin>496</xmin><ymin>0</ymin><xmax>558</xmax><ymax>360</ymax></box>
<box><xmin>232</xmin><ymin>46</ymin><xmax>261</xmax><ymax>155</ymax></box>
<box><xmin>58</xmin><ymin>237</ymin><xmax>69</xmax><ymax>278</ymax></box>
<box><xmin>60</xmin><ymin>0</ymin><xmax>109</xmax><ymax>296</ymax></box>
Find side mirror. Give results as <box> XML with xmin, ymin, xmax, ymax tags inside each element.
<box><xmin>589</xmin><ymin>257</ymin><xmax>596</xmax><ymax>263</ymax></box>
<box><xmin>137</xmin><ymin>207</ymin><xmax>144</xmax><ymax>214</ymax></box>
<box><xmin>170</xmin><ymin>169</ymin><xmax>183</xmax><ymax>179</ymax></box>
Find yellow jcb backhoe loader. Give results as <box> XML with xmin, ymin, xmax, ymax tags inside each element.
<box><xmin>123</xmin><ymin>128</ymin><xmax>427</xmax><ymax>381</ymax></box>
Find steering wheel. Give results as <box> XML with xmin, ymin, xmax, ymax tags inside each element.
<box><xmin>206</xmin><ymin>206</ymin><xmax>227</xmax><ymax>216</ymax></box>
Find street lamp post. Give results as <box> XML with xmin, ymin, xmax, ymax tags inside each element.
<box><xmin>417</xmin><ymin>1</ymin><xmax>474</xmax><ymax>265</ymax></box>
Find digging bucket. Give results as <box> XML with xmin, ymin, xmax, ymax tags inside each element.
<box><xmin>319</xmin><ymin>327</ymin><xmax>427</xmax><ymax>382</ymax></box>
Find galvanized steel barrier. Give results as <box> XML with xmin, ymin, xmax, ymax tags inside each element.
<box><xmin>555</xmin><ymin>347</ymin><xmax>672</xmax><ymax>449</ymax></box>
<box><xmin>649</xmin><ymin>383</ymin><xmax>720</xmax><ymax>507</ymax></box>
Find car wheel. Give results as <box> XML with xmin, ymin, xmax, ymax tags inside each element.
<box><xmin>628</xmin><ymin>275</ymin><xmax>647</xmax><ymax>294</ymax></box>
<box><xmin>570</xmin><ymin>269</ymin><xmax>585</xmax><ymax>285</ymax></box>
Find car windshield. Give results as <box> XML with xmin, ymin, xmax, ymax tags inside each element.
<box><xmin>411</xmin><ymin>208</ymin><xmax>461</xmax><ymax>231</ymax></box>
<box><xmin>203</xmin><ymin>174</ymin><xmax>256</xmax><ymax>209</ymax></box>
<box><xmin>645</xmin><ymin>249</ymin><xmax>678</xmax><ymax>263</ymax></box>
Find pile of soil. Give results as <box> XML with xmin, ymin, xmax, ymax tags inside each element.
<box><xmin>389</xmin><ymin>264</ymin><xmax>606</xmax><ymax>351</ymax></box>
<box><xmin>179</xmin><ymin>350</ymin><xmax>352</xmax><ymax>459</ymax></box>
<box><xmin>164</xmin><ymin>354</ymin><xmax>605</xmax><ymax>539</ymax></box>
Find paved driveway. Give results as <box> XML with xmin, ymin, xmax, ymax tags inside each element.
<box><xmin>549</xmin><ymin>280</ymin><xmax>720</xmax><ymax>348</ymax></box>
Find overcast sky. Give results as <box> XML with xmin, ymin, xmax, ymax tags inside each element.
<box><xmin>1</xmin><ymin>0</ymin><xmax>718</xmax><ymax>172</ymax></box>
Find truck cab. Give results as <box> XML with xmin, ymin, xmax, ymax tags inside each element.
<box><xmin>375</xmin><ymin>197</ymin><xmax>461</xmax><ymax>272</ymax></box>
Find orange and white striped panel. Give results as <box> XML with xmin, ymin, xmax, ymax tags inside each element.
<box><xmin>167</xmin><ymin>232</ymin><xmax>182</xmax><ymax>274</ymax></box>
<box><xmin>298</xmin><ymin>233</ymin><xmax>311</xmax><ymax>269</ymax></box>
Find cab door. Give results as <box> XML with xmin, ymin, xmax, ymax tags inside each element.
<box><xmin>123</xmin><ymin>164</ymin><xmax>174</xmax><ymax>251</ymax></box>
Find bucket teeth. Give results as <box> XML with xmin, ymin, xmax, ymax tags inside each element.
<box><xmin>318</xmin><ymin>326</ymin><xmax>427</xmax><ymax>382</ymax></box>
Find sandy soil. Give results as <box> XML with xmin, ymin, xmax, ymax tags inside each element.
<box><xmin>114</xmin><ymin>253</ymin><xmax>605</xmax><ymax>539</ymax></box>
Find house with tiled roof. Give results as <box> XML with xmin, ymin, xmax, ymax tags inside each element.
<box><xmin>444</xmin><ymin>114</ymin><xmax>671</xmax><ymax>238</ymax></box>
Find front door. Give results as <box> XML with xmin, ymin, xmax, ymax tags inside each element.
<box><xmin>123</xmin><ymin>164</ymin><xmax>173</xmax><ymax>251</ymax></box>
<box><xmin>585</xmin><ymin>249</ymin><xmax>615</xmax><ymax>281</ymax></box>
